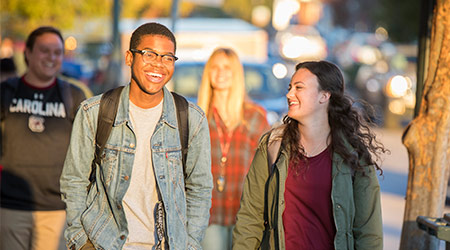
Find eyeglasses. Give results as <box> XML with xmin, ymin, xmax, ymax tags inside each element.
<box><xmin>130</xmin><ymin>49</ymin><xmax>178</xmax><ymax>64</ymax></box>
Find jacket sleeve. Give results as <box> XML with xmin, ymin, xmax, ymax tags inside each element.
<box><xmin>184</xmin><ymin>107</ymin><xmax>213</xmax><ymax>250</ymax></box>
<box><xmin>233</xmin><ymin>134</ymin><xmax>270</xmax><ymax>250</ymax></box>
<box><xmin>60</xmin><ymin>102</ymin><xmax>96</xmax><ymax>250</ymax></box>
<box><xmin>352</xmin><ymin>165</ymin><xmax>383</xmax><ymax>249</ymax></box>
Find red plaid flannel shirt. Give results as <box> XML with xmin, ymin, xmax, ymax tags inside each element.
<box><xmin>208</xmin><ymin>102</ymin><xmax>270</xmax><ymax>226</ymax></box>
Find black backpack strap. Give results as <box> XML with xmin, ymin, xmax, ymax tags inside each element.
<box><xmin>171</xmin><ymin>92</ymin><xmax>189</xmax><ymax>174</ymax></box>
<box><xmin>57</xmin><ymin>79</ymin><xmax>75</xmax><ymax>122</ymax></box>
<box><xmin>1</xmin><ymin>78</ymin><xmax>20</xmax><ymax>159</ymax></box>
<box><xmin>88</xmin><ymin>86</ymin><xmax>124</xmax><ymax>185</ymax></box>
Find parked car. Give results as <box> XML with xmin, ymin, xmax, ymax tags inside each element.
<box><xmin>167</xmin><ymin>61</ymin><xmax>290</xmax><ymax>125</ymax></box>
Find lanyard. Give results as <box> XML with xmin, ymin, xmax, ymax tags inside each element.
<box><xmin>212</xmin><ymin>108</ymin><xmax>233</xmax><ymax>192</ymax></box>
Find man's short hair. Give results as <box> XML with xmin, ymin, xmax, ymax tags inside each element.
<box><xmin>26</xmin><ymin>26</ymin><xmax>64</xmax><ymax>51</ymax></box>
<box><xmin>129</xmin><ymin>22</ymin><xmax>176</xmax><ymax>52</ymax></box>
<box><xmin>24</xmin><ymin>26</ymin><xmax>64</xmax><ymax>65</ymax></box>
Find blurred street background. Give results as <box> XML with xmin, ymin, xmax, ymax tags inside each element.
<box><xmin>1</xmin><ymin>0</ymin><xmax>437</xmax><ymax>248</ymax></box>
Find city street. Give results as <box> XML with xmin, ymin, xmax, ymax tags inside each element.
<box><xmin>375</xmin><ymin>127</ymin><xmax>449</xmax><ymax>249</ymax></box>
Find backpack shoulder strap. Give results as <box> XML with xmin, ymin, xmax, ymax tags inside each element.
<box><xmin>0</xmin><ymin>77</ymin><xmax>20</xmax><ymax>159</ymax></box>
<box><xmin>267</xmin><ymin>126</ymin><xmax>284</xmax><ymax>174</ymax></box>
<box><xmin>88</xmin><ymin>86</ymin><xmax>124</xmax><ymax>184</ymax></box>
<box><xmin>57</xmin><ymin>79</ymin><xmax>75</xmax><ymax>122</ymax></box>
<box><xmin>171</xmin><ymin>92</ymin><xmax>189</xmax><ymax>175</ymax></box>
<box><xmin>1</xmin><ymin>77</ymin><xmax>20</xmax><ymax>121</ymax></box>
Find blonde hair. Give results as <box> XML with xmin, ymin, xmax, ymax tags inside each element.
<box><xmin>197</xmin><ymin>48</ymin><xmax>246</xmax><ymax>129</ymax></box>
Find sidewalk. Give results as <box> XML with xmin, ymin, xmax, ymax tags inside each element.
<box><xmin>375</xmin><ymin>128</ymin><xmax>449</xmax><ymax>249</ymax></box>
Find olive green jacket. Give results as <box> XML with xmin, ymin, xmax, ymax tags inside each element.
<box><xmin>232</xmin><ymin>127</ymin><xmax>383</xmax><ymax>250</ymax></box>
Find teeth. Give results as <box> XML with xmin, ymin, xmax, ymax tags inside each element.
<box><xmin>44</xmin><ymin>62</ymin><xmax>54</xmax><ymax>67</ymax></box>
<box><xmin>147</xmin><ymin>72</ymin><xmax>162</xmax><ymax>78</ymax></box>
<box><xmin>288</xmin><ymin>100</ymin><xmax>298</xmax><ymax>106</ymax></box>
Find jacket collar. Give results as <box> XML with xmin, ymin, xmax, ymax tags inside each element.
<box><xmin>113</xmin><ymin>84</ymin><xmax>178</xmax><ymax>129</ymax></box>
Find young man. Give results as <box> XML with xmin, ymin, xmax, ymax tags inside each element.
<box><xmin>0</xmin><ymin>26</ymin><xmax>87</xmax><ymax>250</ymax></box>
<box><xmin>60</xmin><ymin>22</ymin><xmax>212</xmax><ymax>250</ymax></box>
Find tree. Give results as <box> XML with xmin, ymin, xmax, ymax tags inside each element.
<box><xmin>0</xmin><ymin>0</ymin><xmax>111</xmax><ymax>40</ymax></box>
<box><xmin>400</xmin><ymin>0</ymin><xmax>450</xmax><ymax>248</ymax></box>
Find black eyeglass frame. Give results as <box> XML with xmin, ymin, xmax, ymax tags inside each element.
<box><xmin>130</xmin><ymin>49</ymin><xmax>178</xmax><ymax>63</ymax></box>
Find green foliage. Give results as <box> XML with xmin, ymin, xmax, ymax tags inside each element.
<box><xmin>1</xmin><ymin>0</ymin><xmax>110</xmax><ymax>40</ymax></box>
<box><xmin>373</xmin><ymin>0</ymin><xmax>420</xmax><ymax>43</ymax></box>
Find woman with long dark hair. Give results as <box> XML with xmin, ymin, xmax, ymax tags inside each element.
<box><xmin>233</xmin><ymin>60</ymin><xmax>386</xmax><ymax>250</ymax></box>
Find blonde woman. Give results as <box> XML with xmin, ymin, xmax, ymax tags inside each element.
<box><xmin>198</xmin><ymin>48</ymin><xmax>270</xmax><ymax>250</ymax></box>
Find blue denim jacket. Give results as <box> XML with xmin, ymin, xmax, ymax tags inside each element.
<box><xmin>60</xmin><ymin>85</ymin><xmax>212</xmax><ymax>250</ymax></box>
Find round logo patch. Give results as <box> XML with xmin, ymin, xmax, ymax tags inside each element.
<box><xmin>28</xmin><ymin>115</ymin><xmax>45</xmax><ymax>133</ymax></box>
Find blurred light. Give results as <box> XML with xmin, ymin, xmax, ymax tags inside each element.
<box><xmin>374</xmin><ymin>60</ymin><xmax>389</xmax><ymax>74</ymax></box>
<box><xmin>272</xmin><ymin>63</ymin><xmax>288</xmax><ymax>79</ymax></box>
<box><xmin>366</xmin><ymin>79</ymin><xmax>381</xmax><ymax>93</ymax></box>
<box><xmin>404</xmin><ymin>91</ymin><xmax>416</xmax><ymax>109</ymax></box>
<box><xmin>389</xmin><ymin>99</ymin><xmax>406</xmax><ymax>115</ymax></box>
<box><xmin>391</xmin><ymin>54</ymin><xmax>408</xmax><ymax>70</ymax></box>
<box><xmin>375</xmin><ymin>27</ymin><xmax>389</xmax><ymax>41</ymax></box>
<box><xmin>252</xmin><ymin>5</ymin><xmax>271</xmax><ymax>28</ymax></box>
<box><xmin>356</xmin><ymin>45</ymin><xmax>379</xmax><ymax>65</ymax></box>
<box><xmin>386</xmin><ymin>75</ymin><xmax>409</xmax><ymax>98</ymax></box>
<box><xmin>273</xmin><ymin>0</ymin><xmax>300</xmax><ymax>31</ymax></box>
<box><xmin>65</xmin><ymin>36</ymin><xmax>77</xmax><ymax>51</ymax></box>
<box><xmin>281</xmin><ymin>35</ymin><xmax>325</xmax><ymax>60</ymax></box>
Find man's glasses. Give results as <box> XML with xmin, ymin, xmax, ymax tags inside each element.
<box><xmin>130</xmin><ymin>49</ymin><xmax>178</xmax><ymax>64</ymax></box>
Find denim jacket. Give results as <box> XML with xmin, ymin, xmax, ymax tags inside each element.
<box><xmin>60</xmin><ymin>85</ymin><xmax>213</xmax><ymax>250</ymax></box>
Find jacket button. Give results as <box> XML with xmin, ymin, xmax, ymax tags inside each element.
<box><xmin>120</xmin><ymin>235</ymin><xmax>126</xmax><ymax>240</ymax></box>
<box><xmin>117</xmin><ymin>204</ymin><xmax>122</xmax><ymax>210</ymax></box>
<box><xmin>337</xmin><ymin>204</ymin><xmax>341</xmax><ymax>209</ymax></box>
<box><xmin>129</xmin><ymin>143</ymin><xmax>135</xmax><ymax>148</ymax></box>
<box><xmin>124</xmin><ymin>176</ymin><xmax>129</xmax><ymax>181</ymax></box>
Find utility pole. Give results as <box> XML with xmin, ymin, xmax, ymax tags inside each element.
<box><xmin>171</xmin><ymin>0</ymin><xmax>180</xmax><ymax>32</ymax></box>
<box><xmin>101</xmin><ymin>0</ymin><xmax>122</xmax><ymax>93</ymax></box>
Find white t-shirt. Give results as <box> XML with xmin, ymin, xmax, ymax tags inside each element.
<box><xmin>123</xmin><ymin>99</ymin><xmax>163</xmax><ymax>250</ymax></box>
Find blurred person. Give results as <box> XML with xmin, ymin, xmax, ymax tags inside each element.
<box><xmin>197</xmin><ymin>48</ymin><xmax>270</xmax><ymax>250</ymax></box>
<box><xmin>60</xmin><ymin>22</ymin><xmax>212</xmax><ymax>250</ymax></box>
<box><xmin>0</xmin><ymin>57</ymin><xmax>17</xmax><ymax>82</ymax></box>
<box><xmin>233</xmin><ymin>61</ymin><xmax>386</xmax><ymax>250</ymax></box>
<box><xmin>0</xmin><ymin>26</ymin><xmax>87</xmax><ymax>250</ymax></box>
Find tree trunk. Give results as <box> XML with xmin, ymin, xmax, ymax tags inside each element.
<box><xmin>400</xmin><ymin>0</ymin><xmax>450</xmax><ymax>249</ymax></box>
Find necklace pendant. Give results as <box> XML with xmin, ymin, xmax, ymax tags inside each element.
<box><xmin>221</xmin><ymin>156</ymin><xmax>227</xmax><ymax>163</ymax></box>
<box><xmin>216</xmin><ymin>176</ymin><xmax>226</xmax><ymax>192</ymax></box>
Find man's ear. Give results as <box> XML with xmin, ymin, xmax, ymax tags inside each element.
<box><xmin>125</xmin><ymin>50</ymin><xmax>133</xmax><ymax>66</ymax></box>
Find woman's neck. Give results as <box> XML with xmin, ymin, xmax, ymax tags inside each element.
<box><xmin>212</xmin><ymin>90</ymin><xmax>229</xmax><ymax>122</ymax></box>
<box><xmin>298</xmin><ymin>117</ymin><xmax>331</xmax><ymax>156</ymax></box>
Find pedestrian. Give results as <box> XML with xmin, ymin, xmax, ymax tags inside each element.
<box><xmin>197</xmin><ymin>48</ymin><xmax>270</xmax><ymax>250</ymax></box>
<box><xmin>60</xmin><ymin>22</ymin><xmax>213</xmax><ymax>250</ymax></box>
<box><xmin>0</xmin><ymin>57</ymin><xmax>17</xmax><ymax>82</ymax></box>
<box><xmin>233</xmin><ymin>60</ymin><xmax>386</xmax><ymax>250</ymax></box>
<box><xmin>0</xmin><ymin>26</ymin><xmax>87</xmax><ymax>250</ymax></box>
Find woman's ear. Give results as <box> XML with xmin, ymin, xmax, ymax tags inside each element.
<box><xmin>319</xmin><ymin>91</ymin><xmax>331</xmax><ymax>104</ymax></box>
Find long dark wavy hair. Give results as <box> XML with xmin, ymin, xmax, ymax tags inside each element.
<box><xmin>283</xmin><ymin>61</ymin><xmax>387</xmax><ymax>174</ymax></box>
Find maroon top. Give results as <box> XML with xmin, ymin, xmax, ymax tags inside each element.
<box><xmin>283</xmin><ymin>146</ymin><xmax>336</xmax><ymax>250</ymax></box>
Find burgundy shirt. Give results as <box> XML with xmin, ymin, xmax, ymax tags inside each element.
<box><xmin>283</xmin><ymin>147</ymin><xmax>336</xmax><ymax>250</ymax></box>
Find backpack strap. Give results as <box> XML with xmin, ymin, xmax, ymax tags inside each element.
<box><xmin>171</xmin><ymin>92</ymin><xmax>189</xmax><ymax>174</ymax></box>
<box><xmin>267</xmin><ymin>126</ymin><xmax>284</xmax><ymax>175</ymax></box>
<box><xmin>57</xmin><ymin>79</ymin><xmax>75</xmax><ymax>122</ymax></box>
<box><xmin>88</xmin><ymin>86</ymin><xmax>124</xmax><ymax>185</ymax></box>
<box><xmin>0</xmin><ymin>78</ymin><xmax>20</xmax><ymax>159</ymax></box>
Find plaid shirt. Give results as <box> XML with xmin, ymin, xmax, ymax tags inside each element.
<box><xmin>209</xmin><ymin>102</ymin><xmax>270</xmax><ymax>226</ymax></box>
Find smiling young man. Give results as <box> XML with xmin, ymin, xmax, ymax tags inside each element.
<box><xmin>60</xmin><ymin>22</ymin><xmax>212</xmax><ymax>250</ymax></box>
<box><xmin>0</xmin><ymin>26</ymin><xmax>86</xmax><ymax>250</ymax></box>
